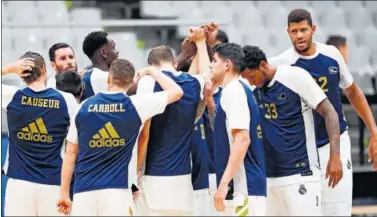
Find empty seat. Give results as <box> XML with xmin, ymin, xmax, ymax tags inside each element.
<box><xmin>353</xmin><ymin>74</ymin><xmax>376</xmax><ymax>95</ymax></box>
<box><xmin>233</xmin><ymin>7</ymin><xmax>263</xmax><ymax>30</ymax></box>
<box><xmin>359</xmin><ymin>26</ymin><xmax>377</xmax><ymax>50</ymax></box>
<box><xmin>200</xmin><ymin>1</ymin><xmax>229</xmax><ymax>19</ymax></box>
<box><xmin>338</xmin><ymin>1</ymin><xmax>363</xmax><ymax>14</ymax></box>
<box><xmin>177</xmin><ymin>8</ymin><xmax>205</xmax><ymax>38</ymax></box>
<box><xmin>2</xmin><ymin>74</ymin><xmax>25</xmax><ymax>89</ymax></box>
<box><xmin>310</xmin><ymin>1</ymin><xmax>337</xmax><ymax>13</ymax></box>
<box><xmin>229</xmin><ymin>1</ymin><xmax>256</xmax><ymax>11</ymax></box>
<box><xmin>12</xmin><ymin>28</ymin><xmax>44</xmax><ymax>54</ymax></box>
<box><xmin>271</xmin><ymin>33</ymin><xmax>292</xmax><ymax>54</ymax></box>
<box><xmin>283</xmin><ymin>1</ymin><xmax>310</xmax><ymax>11</ymax></box>
<box><xmin>348</xmin><ymin>46</ymin><xmax>373</xmax><ymax>76</ymax></box>
<box><xmin>2</xmin><ymin>28</ymin><xmax>13</xmax><ymax>52</ymax></box>
<box><xmin>347</xmin><ymin>7</ymin><xmax>374</xmax><ymax>31</ymax></box>
<box><xmin>173</xmin><ymin>1</ymin><xmax>200</xmax><ymax>15</ymax></box>
<box><xmin>42</xmin><ymin>28</ymin><xmax>74</xmax><ymax>50</ymax></box>
<box><xmin>305</xmin><ymin>7</ymin><xmax>320</xmax><ymax>25</ymax></box>
<box><xmin>264</xmin><ymin>6</ymin><xmax>288</xmax><ymax>33</ymax></box>
<box><xmin>370</xmin><ymin>49</ymin><xmax>377</xmax><ymax>72</ymax></box>
<box><xmin>365</xmin><ymin>1</ymin><xmax>377</xmax><ymax>11</ymax></box>
<box><xmin>36</xmin><ymin>1</ymin><xmax>69</xmax><ymax>24</ymax></box>
<box><xmin>241</xmin><ymin>28</ymin><xmax>272</xmax><ymax>50</ymax></box>
<box><xmin>8</xmin><ymin>3</ymin><xmax>39</xmax><ymax>24</ymax></box>
<box><xmin>107</xmin><ymin>32</ymin><xmax>144</xmax><ymax>69</ymax></box>
<box><xmin>69</xmin><ymin>8</ymin><xmax>101</xmax><ymax>24</ymax></box>
<box><xmin>140</xmin><ymin>1</ymin><xmax>177</xmax><ymax>18</ymax></box>
<box><xmin>256</xmin><ymin>1</ymin><xmax>283</xmax><ymax>14</ymax></box>
<box><xmin>321</xmin><ymin>7</ymin><xmax>347</xmax><ymax>33</ymax></box>
<box><xmin>313</xmin><ymin>27</ymin><xmax>327</xmax><ymax>44</ymax></box>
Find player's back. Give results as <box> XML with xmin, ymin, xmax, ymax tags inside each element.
<box><xmin>145</xmin><ymin>71</ymin><xmax>202</xmax><ymax>176</ymax></box>
<box><xmin>80</xmin><ymin>68</ymin><xmax>109</xmax><ymax>102</ymax></box>
<box><xmin>73</xmin><ymin>92</ymin><xmax>142</xmax><ymax>193</ymax></box>
<box><xmin>269</xmin><ymin>42</ymin><xmax>351</xmax><ymax>147</ymax></box>
<box><xmin>4</xmin><ymin>87</ymin><xmax>74</xmax><ymax>185</ymax></box>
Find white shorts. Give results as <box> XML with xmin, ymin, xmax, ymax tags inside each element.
<box><xmin>266</xmin><ymin>167</ymin><xmax>322</xmax><ymax>216</ymax></box>
<box><xmin>72</xmin><ymin>188</ymin><xmax>134</xmax><ymax>216</ymax></box>
<box><xmin>143</xmin><ymin>174</ymin><xmax>193</xmax><ymax>215</ymax></box>
<box><xmin>318</xmin><ymin>130</ymin><xmax>353</xmax><ymax>216</ymax></box>
<box><xmin>4</xmin><ymin>178</ymin><xmax>61</xmax><ymax>216</ymax></box>
<box><xmin>220</xmin><ymin>195</ymin><xmax>266</xmax><ymax>216</ymax></box>
<box><xmin>134</xmin><ymin>190</ymin><xmax>150</xmax><ymax>216</ymax></box>
<box><xmin>193</xmin><ymin>189</ymin><xmax>211</xmax><ymax>216</ymax></box>
<box><xmin>208</xmin><ymin>173</ymin><xmax>222</xmax><ymax>216</ymax></box>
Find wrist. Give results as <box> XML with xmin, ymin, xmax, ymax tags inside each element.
<box><xmin>60</xmin><ymin>188</ymin><xmax>70</xmax><ymax>198</ymax></box>
<box><xmin>1</xmin><ymin>66</ymin><xmax>10</xmax><ymax>75</ymax></box>
<box><xmin>195</xmin><ymin>40</ymin><xmax>207</xmax><ymax>46</ymax></box>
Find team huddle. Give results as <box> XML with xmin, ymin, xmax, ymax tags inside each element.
<box><xmin>2</xmin><ymin>8</ymin><xmax>377</xmax><ymax>217</ymax></box>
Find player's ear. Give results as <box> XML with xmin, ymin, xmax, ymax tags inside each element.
<box><xmin>311</xmin><ymin>24</ymin><xmax>316</xmax><ymax>35</ymax></box>
<box><xmin>50</xmin><ymin>61</ymin><xmax>57</xmax><ymax>72</ymax></box>
<box><xmin>101</xmin><ymin>48</ymin><xmax>107</xmax><ymax>59</ymax></box>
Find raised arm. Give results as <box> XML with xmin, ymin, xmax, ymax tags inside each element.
<box><xmin>175</xmin><ymin>38</ymin><xmax>197</xmax><ymax>72</ymax></box>
<box><xmin>2</xmin><ymin>58</ymin><xmax>34</xmax><ymax>76</ymax></box>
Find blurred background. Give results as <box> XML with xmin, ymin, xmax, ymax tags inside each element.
<box><xmin>1</xmin><ymin>0</ymin><xmax>377</xmax><ymax>216</ymax></box>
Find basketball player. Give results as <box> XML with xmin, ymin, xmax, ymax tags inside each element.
<box><xmin>80</xmin><ymin>31</ymin><xmax>119</xmax><ymax>102</ymax></box>
<box><xmin>196</xmin><ymin>40</ymin><xmax>266</xmax><ymax>216</ymax></box>
<box><xmin>57</xmin><ymin>59</ymin><xmax>183</xmax><ymax>216</ymax></box>
<box><xmin>1</xmin><ymin>52</ymin><xmax>78</xmax><ymax>216</ymax></box>
<box><xmin>47</xmin><ymin>43</ymin><xmax>78</xmax><ymax>88</ymax></box>
<box><xmin>242</xmin><ymin>45</ymin><xmax>342</xmax><ymax>215</ymax></box>
<box><xmin>136</xmin><ymin>45</ymin><xmax>205</xmax><ymax>216</ymax></box>
<box><xmin>269</xmin><ymin>9</ymin><xmax>377</xmax><ymax>215</ymax></box>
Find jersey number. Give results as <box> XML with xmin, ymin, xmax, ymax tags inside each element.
<box><xmin>264</xmin><ymin>103</ymin><xmax>278</xmax><ymax>119</ymax></box>
<box><xmin>314</xmin><ymin>76</ymin><xmax>328</xmax><ymax>93</ymax></box>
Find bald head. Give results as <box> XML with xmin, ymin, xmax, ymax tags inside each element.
<box><xmin>108</xmin><ymin>59</ymin><xmax>135</xmax><ymax>88</ymax></box>
<box><xmin>147</xmin><ymin>45</ymin><xmax>175</xmax><ymax>66</ymax></box>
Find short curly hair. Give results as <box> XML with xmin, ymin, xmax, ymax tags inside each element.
<box><xmin>288</xmin><ymin>9</ymin><xmax>313</xmax><ymax>27</ymax></box>
<box><xmin>242</xmin><ymin>45</ymin><xmax>267</xmax><ymax>70</ymax></box>
<box><xmin>213</xmin><ymin>43</ymin><xmax>245</xmax><ymax>73</ymax></box>
<box><xmin>19</xmin><ymin>51</ymin><xmax>46</xmax><ymax>84</ymax></box>
<box><xmin>82</xmin><ymin>31</ymin><xmax>108</xmax><ymax>58</ymax></box>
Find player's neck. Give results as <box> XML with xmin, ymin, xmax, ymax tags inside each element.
<box><xmin>108</xmin><ymin>86</ymin><xmax>129</xmax><ymax>95</ymax></box>
<box><xmin>28</xmin><ymin>79</ymin><xmax>46</xmax><ymax>91</ymax></box>
<box><xmin>156</xmin><ymin>63</ymin><xmax>176</xmax><ymax>73</ymax></box>
<box><xmin>92</xmin><ymin>62</ymin><xmax>109</xmax><ymax>72</ymax></box>
<box><xmin>264</xmin><ymin>65</ymin><xmax>277</xmax><ymax>87</ymax></box>
<box><xmin>222</xmin><ymin>71</ymin><xmax>239</xmax><ymax>88</ymax></box>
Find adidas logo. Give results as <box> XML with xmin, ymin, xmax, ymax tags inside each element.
<box><xmin>89</xmin><ymin>122</ymin><xmax>125</xmax><ymax>148</ymax></box>
<box><xmin>17</xmin><ymin>117</ymin><xmax>52</xmax><ymax>143</ymax></box>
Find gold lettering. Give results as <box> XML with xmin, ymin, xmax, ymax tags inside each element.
<box><xmin>88</xmin><ymin>105</ymin><xmax>93</xmax><ymax>112</ymax></box>
<box><xmin>99</xmin><ymin>105</ymin><xmax>104</xmax><ymax>113</ymax></box>
<box><xmin>105</xmin><ymin>104</ymin><xmax>110</xmax><ymax>112</ymax></box>
<box><xmin>19</xmin><ymin>96</ymin><xmax>60</xmax><ymax>109</ymax></box>
<box><xmin>21</xmin><ymin>96</ymin><xmax>27</xmax><ymax>104</ymax></box>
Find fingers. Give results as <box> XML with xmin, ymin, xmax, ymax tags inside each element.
<box><xmin>214</xmin><ymin>197</ymin><xmax>225</xmax><ymax>212</ymax></box>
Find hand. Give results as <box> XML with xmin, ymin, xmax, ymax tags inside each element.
<box><xmin>368</xmin><ymin>135</ymin><xmax>377</xmax><ymax>171</ymax></box>
<box><xmin>201</xmin><ymin>22</ymin><xmax>219</xmax><ymax>47</ymax></box>
<box><xmin>181</xmin><ymin>38</ymin><xmax>197</xmax><ymax>59</ymax></box>
<box><xmin>56</xmin><ymin>195</ymin><xmax>72</xmax><ymax>216</ymax></box>
<box><xmin>2</xmin><ymin>58</ymin><xmax>34</xmax><ymax>77</ymax></box>
<box><xmin>135</xmin><ymin>66</ymin><xmax>158</xmax><ymax>82</ymax></box>
<box><xmin>203</xmin><ymin>79</ymin><xmax>216</xmax><ymax>109</ymax></box>
<box><xmin>213</xmin><ymin>184</ymin><xmax>228</xmax><ymax>212</ymax></box>
<box><xmin>188</xmin><ymin>27</ymin><xmax>206</xmax><ymax>43</ymax></box>
<box><xmin>326</xmin><ymin>154</ymin><xmax>343</xmax><ymax>188</ymax></box>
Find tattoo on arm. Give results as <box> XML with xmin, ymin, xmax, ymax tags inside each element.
<box><xmin>315</xmin><ymin>99</ymin><xmax>340</xmax><ymax>155</ymax></box>
<box><xmin>208</xmin><ymin>106</ymin><xmax>216</xmax><ymax>131</ymax></box>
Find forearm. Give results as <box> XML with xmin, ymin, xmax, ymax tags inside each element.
<box><xmin>219</xmin><ymin>133</ymin><xmax>250</xmax><ymax>187</ymax></box>
<box><xmin>346</xmin><ymin>84</ymin><xmax>377</xmax><ymax>136</ymax></box>
<box><xmin>60</xmin><ymin>151</ymin><xmax>77</xmax><ymax>197</ymax></box>
<box><xmin>188</xmin><ymin>55</ymin><xmax>199</xmax><ymax>75</ymax></box>
<box><xmin>206</xmin><ymin>42</ymin><xmax>214</xmax><ymax>60</ymax></box>
<box><xmin>316</xmin><ymin>99</ymin><xmax>340</xmax><ymax>155</ymax></box>
<box><xmin>137</xmin><ymin>120</ymin><xmax>151</xmax><ymax>172</ymax></box>
<box><xmin>196</xmin><ymin>41</ymin><xmax>212</xmax><ymax>79</ymax></box>
<box><xmin>207</xmin><ymin>98</ymin><xmax>216</xmax><ymax>131</ymax></box>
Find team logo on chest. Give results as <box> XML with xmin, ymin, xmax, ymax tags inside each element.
<box><xmin>277</xmin><ymin>93</ymin><xmax>287</xmax><ymax>101</ymax></box>
<box><xmin>89</xmin><ymin>122</ymin><xmax>125</xmax><ymax>148</ymax></box>
<box><xmin>328</xmin><ymin>66</ymin><xmax>339</xmax><ymax>75</ymax></box>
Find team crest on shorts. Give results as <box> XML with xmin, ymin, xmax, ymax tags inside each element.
<box><xmin>299</xmin><ymin>184</ymin><xmax>307</xmax><ymax>195</ymax></box>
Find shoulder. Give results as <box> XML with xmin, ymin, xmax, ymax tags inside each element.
<box><xmin>275</xmin><ymin>65</ymin><xmax>314</xmax><ymax>91</ymax></box>
<box><xmin>221</xmin><ymin>80</ymin><xmax>246</xmax><ymax>103</ymax></box>
<box><xmin>268</xmin><ymin>47</ymin><xmax>299</xmax><ymax>66</ymax></box>
<box><xmin>316</xmin><ymin>42</ymin><xmax>342</xmax><ymax>61</ymax></box>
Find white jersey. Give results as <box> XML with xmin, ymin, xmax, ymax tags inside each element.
<box><xmin>80</xmin><ymin>68</ymin><xmax>109</xmax><ymax>102</ymax></box>
<box><xmin>268</xmin><ymin>42</ymin><xmax>352</xmax><ymax>148</ymax></box>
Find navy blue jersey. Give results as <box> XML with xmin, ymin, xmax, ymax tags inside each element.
<box><xmin>253</xmin><ymin>65</ymin><xmax>327</xmax><ymax>178</ymax></box>
<box><xmin>269</xmin><ymin>42</ymin><xmax>354</xmax><ymax>147</ymax></box>
<box><xmin>68</xmin><ymin>91</ymin><xmax>167</xmax><ymax>193</ymax></box>
<box><xmin>214</xmin><ymin>80</ymin><xmax>266</xmax><ymax>198</ymax></box>
<box><xmin>2</xmin><ymin>86</ymin><xmax>77</xmax><ymax>185</ymax></box>
<box><xmin>138</xmin><ymin>71</ymin><xmax>203</xmax><ymax>176</ymax></box>
<box><xmin>203</xmin><ymin>87</ymin><xmax>222</xmax><ymax>174</ymax></box>
<box><xmin>80</xmin><ymin>68</ymin><xmax>109</xmax><ymax>102</ymax></box>
<box><xmin>191</xmin><ymin>116</ymin><xmax>209</xmax><ymax>190</ymax></box>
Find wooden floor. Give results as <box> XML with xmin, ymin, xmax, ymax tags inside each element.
<box><xmin>352</xmin><ymin>205</ymin><xmax>377</xmax><ymax>215</ymax></box>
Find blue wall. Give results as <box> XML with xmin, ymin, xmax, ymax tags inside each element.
<box><xmin>1</xmin><ymin>136</ymin><xmax>8</xmax><ymax>217</ymax></box>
